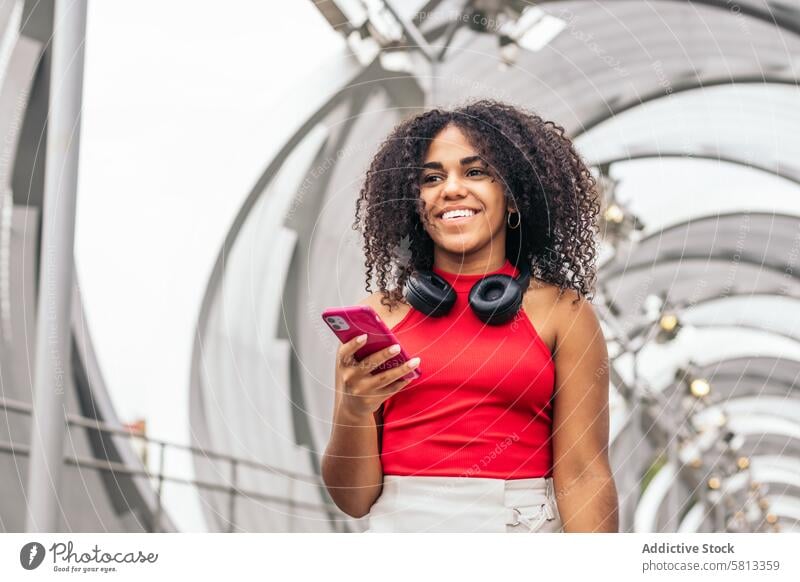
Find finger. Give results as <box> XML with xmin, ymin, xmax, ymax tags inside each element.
<box><xmin>356</xmin><ymin>343</ymin><xmax>405</xmax><ymax>374</ymax></box>
<box><xmin>338</xmin><ymin>352</ymin><xmax>354</xmax><ymax>369</ymax></box>
<box><xmin>382</xmin><ymin>376</ymin><xmax>412</xmax><ymax>393</ymax></box>
<box><xmin>338</xmin><ymin>334</ymin><xmax>368</xmax><ymax>366</ymax></box>
<box><xmin>368</xmin><ymin>357</ymin><xmax>421</xmax><ymax>389</ymax></box>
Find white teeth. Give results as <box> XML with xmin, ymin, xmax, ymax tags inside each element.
<box><xmin>442</xmin><ymin>209</ymin><xmax>477</xmax><ymax>220</ymax></box>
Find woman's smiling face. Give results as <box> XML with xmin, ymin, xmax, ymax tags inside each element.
<box><xmin>418</xmin><ymin>124</ymin><xmax>513</xmax><ymax>264</ymax></box>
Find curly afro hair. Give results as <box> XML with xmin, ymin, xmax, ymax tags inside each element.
<box><xmin>352</xmin><ymin>98</ymin><xmax>601</xmax><ymax>311</ymax></box>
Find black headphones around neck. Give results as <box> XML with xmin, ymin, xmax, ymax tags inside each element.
<box><xmin>403</xmin><ymin>260</ymin><xmax>531</xmax><ymax>325</ymax></box>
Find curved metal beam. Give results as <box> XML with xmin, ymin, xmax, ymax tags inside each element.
<box><xmin>591</xmin><ymin>151</ymin><xmax>800</xmax><ymax>187</ymax></box>
<box><xmin>682</xmin><ymin>322</ymin><xmax>800</xmax><ymax>350</ymax></box>
<box><xmin>609</xmin><ymin>293</ymin><xmax>800</xmax><ymax>340</ymax></box>
<box><xmin>694</xmin><ymin>354</ymin><xmax>800</xmax><ymax>394</ymax></box>
<box><xmin>637</xmin><ymin>209</ymin><xmax>799</xmax><ymax>246</ymax></box>
<box><xmin>423</xmin><ymin>0</ymin><xmax>800</xmax><ymax>62</ymax></box>
<box><xmin>603</xmin><ymin>210</ymin><xmax>800</xmax><ymax>277</ymax></box>
<box><xmin>573</xmin><ymin>78</ymin><xmax>800</xmax><ymax>139</ymax></box>
<box><xmin>535</xmin><ymin>0</ymin><xmax>800</xmax><ymax>41</ymax></box>
<box><xmin>603</xmin><ymin>256</ymin><xmax>800</xmax><ymax>295</ymax></box>
<box><xmin>626</xmin><ymin>292</ymin><xmax>800</xmax><ymax>339</ymax></box>
<box><xmin>639</xmin><ymin>0</ymin><xmax>800</xmax><ymax>38</ymax></box>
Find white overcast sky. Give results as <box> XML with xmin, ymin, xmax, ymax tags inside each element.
<box><xmin>73</xmin><ymin>1</ymin><xmax>800</xmax><ymax>530</ymax></box>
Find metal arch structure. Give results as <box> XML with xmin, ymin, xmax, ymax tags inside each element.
<box><xmin>176</xmin><ymin>0</ymin><xmax>800</xmax><ymax>533</ymax></box>
<box><xmin>419</xmin><ymin>0</ymin><xmax>800</xmax><ymax>43</ymax></box>
<box><xmin>598</xmin><ymin>210</ymin><xmax>800</xmax><ymax>532</ymax></box>
<box><xmin>574</xmin><ymin>82</ymin><xmax>800</xmax><ymax>185</ymax></box>
<box><xmin>412</xmin><ymin>0</ymin><xmax>800</xmax><ymax>132</ymax></box>
<box><xmin>669</xmin><ymin>0</ymin><xmax>800</xmax><ymax>37</ymax></box>
<box><xmin>571</xmin><ymin>76</ymin><xmax>800</xmax><ymax>139</ymax></box>
<box><xmin>600</xmin><ymin>211</ymin><xmax>800</xmax><ymax>339</ymax></box>
<box><xmin>0</xmin><ymin>0</ymin><xmax>176</xmax><ymax>532</ymax></box>
<box><xmin>592</xmin><ymin>153</ymin><xmax>800</xmax><ymax>188</ymax></box>
<box><xmin>604</xmin><ymin>211</ymin><xmax>800</xmax><ymax>279</ymax></box>
<box><xmin>630</xmin><ymin>292</ymin><xmax>800</xmax><ymax>336</ymax></box>
<box><xmin>563</xmin><ymin>0</ymin><xmax>800</xmax><ymax>40</ymax></box>
<box><xmin>631</xmin><ymin>354</ymin><xmax>800</xmax><ymax>532</ymax></box>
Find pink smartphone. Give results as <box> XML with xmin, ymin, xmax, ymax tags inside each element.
<box><xmin>321</xmin><ymin>305</ymin><xmax>421</xmax><ymax>381</ymax></box>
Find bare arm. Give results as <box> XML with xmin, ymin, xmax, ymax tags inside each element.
<box><xmin>321</xmin><ymin>329</ymin><xmax>420</xmax><ymax>518</ymax></box>
<box><xmin>321</xmin><ymin>401</ymin><xmax>384</xmax><ymax>518</ymax></box>
<box><xmin>551</xmin><ymin>292</ymin><xmax>619</xmax><ymax>532</ymax></box>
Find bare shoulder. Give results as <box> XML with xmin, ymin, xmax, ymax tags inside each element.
<box><xmin>357</xmin><ymin>291</ymin><xmax>411</xmax><ymax>329</ymax></box>
<box><xmin>520</xmin><ymin>277</ymin><xmax>563</xmax><ymax>355</ymax></box>
<box><xmin>552</xmin><ymin>286</ymin><xmax>598</xmax><ymax>318</ymax></box>
<box><xmin>525</xmin><ymin>277</ymin><xmax>592</xmax><ymax>313</ymax></box>
<box><xmin>521</xmin><ymin>278</ymin><xmax>601</xmax><ymax>354</ymax></box>
<box><xmin>548</xmin><ymin>286</ymin><xmax>605</xmax><ymax>357</ymax></box>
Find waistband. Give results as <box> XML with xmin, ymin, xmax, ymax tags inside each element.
<box><xmin>370</xmin><ymin>475</ymin><xmax>559</xmax><ymax>531</ymax></box>
<box><xmin>505</xmin><ymin>476</ymin><xmax>552</xmax><ymax>492</ymax></box>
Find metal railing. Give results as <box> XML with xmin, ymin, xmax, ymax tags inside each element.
<box><xmin>0</xmin><ymin>396</ymin><xmax>342</xmax><ymax>532</ymax></box>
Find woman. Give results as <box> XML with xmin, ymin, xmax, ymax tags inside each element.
<box><xmin>321</xmin><ymin>99</ymin><xmax>619</xmax><ymax>533</ymax></box>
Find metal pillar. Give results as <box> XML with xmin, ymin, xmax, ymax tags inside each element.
<box><xmin>25</xmin><ymin>0</ymin><xmax>88</xmax><ymax>533</ymax></box>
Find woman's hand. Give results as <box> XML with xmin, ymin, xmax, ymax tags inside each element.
<box><xmin>335</xmin><ymin>334</ymin><xmax>421</xmax><ymax>418</ymax></box>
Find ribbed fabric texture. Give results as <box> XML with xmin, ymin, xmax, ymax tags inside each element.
<box><xmin>380</xmin><ymin>258</ymin><xmax>556</xmax><ymax>479</ymax></box>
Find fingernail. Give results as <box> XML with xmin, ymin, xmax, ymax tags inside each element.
<box><xmin>356</xmin><ymin>334</ymin><xmax>367</xmax><ymax>343</ymax></box>
<box><xmin>388</xmin><ymin>344</ymin><xmax>401</xmax><ymax>354</ymax></box>
<box><xmin>407</xmin><ymin>357</ymin><xmax>420</xmax><ymax>368</ymax></box>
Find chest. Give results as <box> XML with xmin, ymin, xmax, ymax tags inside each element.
<box><xmin>391</xmin><ymin>306</ymin><xmax>555</xmax><ymax>407</ymax></box>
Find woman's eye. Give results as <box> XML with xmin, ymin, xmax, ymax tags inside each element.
<box><xmin>421</xmin><ymin>169</ymin><xmax>486</xmax><ymax>183</ymax></box>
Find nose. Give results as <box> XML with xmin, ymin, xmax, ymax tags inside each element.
<box><xmin>441</xmin><ymin>172</ymin><xmax>468</xmax><ymax>197</ymax></box>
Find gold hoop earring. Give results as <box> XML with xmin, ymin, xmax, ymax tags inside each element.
<box><xmin>507</xmin><ymin>211</ymin><xmax>520</xmax><ymax>229</ymax></box>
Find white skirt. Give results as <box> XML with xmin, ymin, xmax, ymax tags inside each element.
<box><xmin>364</xmin><ymin>475</ymin><xmax>564</xmax><ymax>533</ymax></box>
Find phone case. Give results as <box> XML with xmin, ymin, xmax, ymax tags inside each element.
<box><xmin>321</xmin><ymin>305</ymin><xmax>421</xmax><ymax>381</ymax></box>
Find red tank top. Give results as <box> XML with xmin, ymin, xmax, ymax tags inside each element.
<box><xmin>380</xmin><ymin>258</ymin><xmax>556</xmax><ymax>479</ymax></box>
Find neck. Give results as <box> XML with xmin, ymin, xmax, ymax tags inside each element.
<box><xmin>432</xmin><ymin>248</ymin><xmax>508</xmax><ymax>275</ymax></box>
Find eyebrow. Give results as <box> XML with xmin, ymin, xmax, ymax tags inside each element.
<box><xmin>421</xmin><ymin>155</ymin><xmax>487</xmax><ymax>170</ymax></box>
